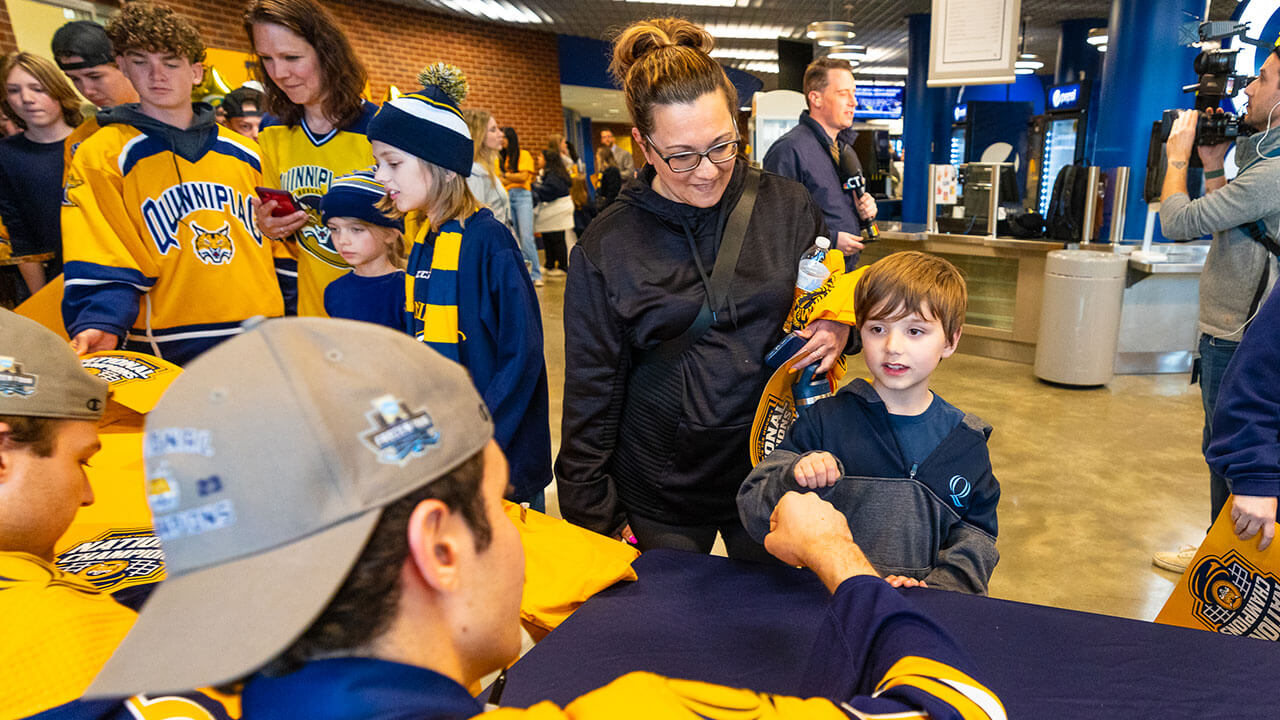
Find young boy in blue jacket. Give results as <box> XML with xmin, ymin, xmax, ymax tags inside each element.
<box><xmin>739</xmin><ymin>251</ymin><xmax>1000</xmax><ymax>594</ymax></box>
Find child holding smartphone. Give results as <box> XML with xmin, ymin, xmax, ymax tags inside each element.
<box><xmin>367</xmin><ymin>64</ymin><xmax>552</xmax><ymax>509</ymax></box>
<box><xmin>320</xmin><ymin>169</ymin><xmax>405</xmax><ymax>330</ymax></box>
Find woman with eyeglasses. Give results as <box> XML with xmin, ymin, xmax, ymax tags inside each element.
<box><xmin>556</xmin><ymin>17</ymin><xmax>850</xmax><ymax>559</ymax></box>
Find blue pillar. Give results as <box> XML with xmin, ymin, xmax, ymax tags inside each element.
<box><xmin>1090</xmin><ymin>0</ymin><xmax>1200</xmax><ymax>242</ymax></box>
<box><xmin>1055</xmin><ymin>18</ymin><xmax>1106</xmax><ymax>85</ymax></box>
<box><xmin>903</xmin><ymin>14</ymin><xmax>961</xmax><ymax>225</ymax></box>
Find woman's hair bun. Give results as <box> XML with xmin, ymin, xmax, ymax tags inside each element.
<box><xmin>610</xmin><ymin>17</ymin><xmax>715</xmax><ymax>82</ymax></box>
<box><xmin>418</xmin><ymin>62</ymin><xmax>469</xmax><ymax>105</ymax></box>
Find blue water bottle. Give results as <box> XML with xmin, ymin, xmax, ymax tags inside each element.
<box><xmin>793</xmin><ymin>364</ymin><xmax>832</xmax><ymax>415</ymax></box>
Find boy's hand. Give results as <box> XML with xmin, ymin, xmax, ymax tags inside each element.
<box><xmin>70</xmin><ymin>328</ymin><xmax>119</xmax><ymax>356</ymax></box>
<box><xmin>884</xmin><ymin>575</ymin><xmax>928</xmax><ymax>589</ymax></box>
<box><xmin>793</xmin><ymin>451</ymin><xmax>841</xmax><ymax>488</ymax></box>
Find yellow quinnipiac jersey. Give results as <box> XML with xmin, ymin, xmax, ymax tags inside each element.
<box><xmin>0</xmin><ymin>552</ymin><xmax>136</xmax><ymax>719</ymax></box>
<box><xmin>257</xmin><ymin>101</ymin><xmax>378</xmax><ymax>316</ymax></box>
<box><xmin>62</xmin><ymin>122</ymin><xmax>283</xmax><ymax>365</ymax></box>
<box><xmin>63</xmin><ymin>115</ymin><xmax>101</xmax><ymax>185</ymax></box>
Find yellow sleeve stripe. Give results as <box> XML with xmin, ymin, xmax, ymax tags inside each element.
<box><xmin>431</xmin><ymin>231</ymin><xmax>463</xmax><ymax>271</ymax></box>
<box><xmin>874</xmin><ymin>657</ymin><xmax>1005</xmax><ymax>720</ymax></box>
<box><xmin>418</xmin><ymin>304</ymin><xmax>459</xmax><ymax>343</ymax></box>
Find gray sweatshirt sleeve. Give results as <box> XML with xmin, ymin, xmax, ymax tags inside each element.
<box><xmin>924</xmin><ymin>524</ymin><xmax>999</xmax><ymax>595</ymax></box>
<box><xmin>1160</xmin><ymin>160</ymin><xmax>1280</xmax><ymax>239</ymax></box>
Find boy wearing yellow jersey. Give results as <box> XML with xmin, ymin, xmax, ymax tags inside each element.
<box><xmin>62</xmin><ymin>2</ymin><xmax>282</xmax><ymax>365</ymax></box>
<box><xmin>51</xmin><ymin>20</ymin><xmax>140</xmax><ymax>178</ymax></box>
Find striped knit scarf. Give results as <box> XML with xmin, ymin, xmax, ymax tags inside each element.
<box><xmin>405</xmin><ymin>213</ymin><xmax>465</xmax><ymax>361</ymax></box>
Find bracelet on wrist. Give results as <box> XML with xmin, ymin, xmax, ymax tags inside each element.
<box><xmin>1205</xmin><ymin>168</ymin><xmax>1225</xmax><ymax>179</ymax></box>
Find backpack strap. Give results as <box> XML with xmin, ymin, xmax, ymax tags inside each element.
<box><xmin>1239</xmin><ymin>219</ymin><xmax>1280</xmax><ymax>324</ymax></box>
<box><xmin>635</xmin><ymin>166</ymin><xmax>762</xmax><ymax>364</ymax></box>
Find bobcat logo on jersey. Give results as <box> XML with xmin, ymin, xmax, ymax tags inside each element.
<box><xmin>297</xmin><ymin>196</ymin><xmax>348</xmax><ymax>269</ymax></box>
<box><xmin>361</xmin><ymin>394</ymin><xmax>441</xmax><ymax>465</ymax></box>
<box><xmin>0</xmin><ymin>356</ymin><xmax>37</xmax><ymax>397</ymax></box>
<box><xmin>191</xmin><ymin>222</ymin><xmax>235</xmax><ymax>265</ymax></box>
<box><xmin>55</xmin><ymin>528</ymin><xmax>166</xmax><ymax>592</ymax></box>
<box><xmin>1189</xmin><ymin>550</ymin><xmax>1280</xmax><ymax>639</ymax></box>
<box><xmin>281</xmin><ymin>164</ymin><xmax>347</xmax><ymax>268</ymax></box>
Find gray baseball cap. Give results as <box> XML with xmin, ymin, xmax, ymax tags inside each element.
<box><xmin>0</xmin><ymin>309</ymin><xmax>107</xmax><ymax>420</ymax></box>
<box><xmin>87</xmin><ymin>316</ymin><xmax>493</xmax><ymax>696</ymax></box>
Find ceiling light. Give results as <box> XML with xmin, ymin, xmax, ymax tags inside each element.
<box><xmin>1087</xmin><ymin>28</ymin><xmax>1109</xmax><ymax>46</ymax></box>
<box><xmin>439</xmin><ymin>0</ymin><xmax>544</xmax><ymax>23</ymax></box>
<box><xmin>623</xmin><ymin>0</ymin><xmax>740</xmax><ymax>5</ymax></box>
<box><xmin>704</xmin><ymin>24</ymin><xmax>792</xmax><ymax>40</ymax></box>
<box><xmin>1019</xmin><ymin>53</ymin><xmax>1037</xmax><ymax>59</ymax></box>
<box><xmin>710</xmin><ymin>48</ymin><xmax>779</xmax><ymax>61</ymax></box>
<box><xmin>1014</xmin><ymin>59</ymin><xmax>1044</xmax><ymax>70</ymax></box>
<box><xmin>851</xmin><ymin>66</ymin><xmax>909</xmax><ymax>76</ymax></box>
<box><xmin>742</xmin><ymin>61</ymin><xmax>780</xmax><ymax>74</ymax></box>
<box><xmin>825</xmin><ymin>44</ymin><xmax>868</xmax><ymax>61</ymax></box>
<box><xmin>1015</xmin><ymin>68</ymin><xmax>1035</xmax><ymax>75</ymax></box>
<box><xmin>807</xmin><ymin>20</ymin><xmax>856</xmax><ymax>47</ymax></box>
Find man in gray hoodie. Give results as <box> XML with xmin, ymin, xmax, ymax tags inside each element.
<box><xmin>1156</xmin><ymin>47</ymin><xmax>1280</xmax><ymax>572</ymax></box>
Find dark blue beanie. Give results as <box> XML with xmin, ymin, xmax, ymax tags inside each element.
<box><xmin>368</xmin><ymin>83</ymin><xmax>473</xmax><ymax>178</ymax></box>
<box><xmin>320</xmin><ymin>169</ymin><xmax>403</xmax><ymax>231</ymax></box>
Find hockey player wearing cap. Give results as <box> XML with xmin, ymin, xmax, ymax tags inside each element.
<box><xmin>82</xmin><ymin>316</ymin><xmax>1003</xmax><ymax>719</ymax></box>
<box><xmin>0</xmin><ymin>308</ymin><xmax>119</xmax><ymax>716</ymax></box>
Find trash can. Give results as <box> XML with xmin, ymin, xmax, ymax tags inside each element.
<box><xmin>1034</xmin><ymin>249</ymin><xmax>1129</xmax><ymax>386</ymax></box>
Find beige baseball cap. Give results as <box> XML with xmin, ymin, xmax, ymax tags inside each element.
<box><xmin>0</xmin><ymin>309</ymin><xmax>107</xmax><ymax>420</ymax></box>
<box><xmin>87</xmin><ymin>316</ymin><xmax>493</xmax><ymax>696</ymax></box>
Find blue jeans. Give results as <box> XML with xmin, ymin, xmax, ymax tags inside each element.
<box><xmin>1198</xmin><ymin>333</ymin><xmax>1239</xmax><ymax>527</ymax></box>
<box><xmin>508</xmin><ymin>188</ymin><xmax>540</xmax><ymax>281</ymax></box>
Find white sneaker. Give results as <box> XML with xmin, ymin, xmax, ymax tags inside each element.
<box><xmin>1152</xmin><ymin>545</ymin><xmax>1198</xmax><ymax>573</ymax></box>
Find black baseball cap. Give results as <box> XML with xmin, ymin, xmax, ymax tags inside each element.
<box><xmin>51</xmin><ymin>21</ymin><xmax>115</xmax><ymax>70</ymax></box>
<box><xmin>221</xmin><ymin>87</ymin><xmax>265</xmax><ymax>119</ymax></box>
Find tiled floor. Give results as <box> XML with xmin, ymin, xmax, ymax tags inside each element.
<box><xmin>534</xmin><ymin>275</ymin><xmax>1208</xmax><ymax>621</ymax></box>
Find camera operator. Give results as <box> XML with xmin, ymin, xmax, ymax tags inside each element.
<box><xmin>1156</xmin><ymin>48</ymin><xmax>1280</xmax><ymax>572</ymax></box>
<box><xmin>764</xmin><ymin>57</ymin><xmax>876</xmax><ymax>261</ymax></box>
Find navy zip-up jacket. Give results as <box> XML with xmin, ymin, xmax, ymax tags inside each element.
<box><xmin>738</xmin><ymin>379</ymin><xmax>1000</xmax><ymax>594</ymax></box>
<box><xmin>763</xmin><ymin>111</ymin><xmax>862</xmax><ymax>247</ymax></box>
<box><xmin>1206</xmin><ymin>286</ymin><xmax>1280</xmax><ymax>507</ymax></box>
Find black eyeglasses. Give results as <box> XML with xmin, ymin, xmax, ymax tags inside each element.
<box><xmin>644</xmin><ymin>135</ymin><xmax>741</xmax><ymax>172</ymax></box>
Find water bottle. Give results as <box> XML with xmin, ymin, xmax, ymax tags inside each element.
<box><xmin>793</xmin><ymin>364</ymin><xmax>833</xmax><ymax>415</ymax></box>
<box><xmin>795</xmin><ymin>236</ymin><xmax>832</xmax><ymax>298</ymax></box>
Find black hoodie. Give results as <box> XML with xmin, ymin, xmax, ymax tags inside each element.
<box><xmin>555</xmin><ymin>160</ymin><xmax>829</xmax><ymax>534</ymax></box>
<box><xmin>96</xmin><ymin>102</ymin><xmax>219</xmax><ymax>162</ymax></box>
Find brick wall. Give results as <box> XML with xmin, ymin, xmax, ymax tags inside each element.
<box><xmin>162</xmin><ymin>0</ymin><xmax>563</xmax><ymax>143</ymax></box>
<box><xmin>0</xmin><ymin>1</ymin><xmax>16</xmax><ymax>56</ymax></box>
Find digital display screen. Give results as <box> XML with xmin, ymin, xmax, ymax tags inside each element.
<box><xmin>857</xmin><ymin>85</ymin><xmax>904</xmax><ymax>119</ymax></box>
<box><xmin>1038</xmin><ymin>118</ymin><xmax>1079</xmax><ymax>216</ymax></box>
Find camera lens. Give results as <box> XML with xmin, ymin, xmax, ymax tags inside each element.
<box><xmin>1194</xmin><ymin>49</ymin><xmax>1238</xmax><ymax>76</ymax></box>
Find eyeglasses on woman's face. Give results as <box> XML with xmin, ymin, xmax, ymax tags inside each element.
<box><xmin>644</xmin><ymin>135</ymin><xmax>741</xmax><ymax>173</ymax></box>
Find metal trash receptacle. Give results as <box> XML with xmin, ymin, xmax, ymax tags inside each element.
<box><xmin>1034</xmin><ymin>249</ymin><xmax>1129</xmax><ymax>386</ymax></box>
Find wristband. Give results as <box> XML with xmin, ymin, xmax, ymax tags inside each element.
<box><xmin>1205</xmin><ymin>168</ymin><xmax>1225</xmax><ymax>179</ymax></box>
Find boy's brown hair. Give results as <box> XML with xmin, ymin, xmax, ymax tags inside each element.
<box><xmin>106</xmin><ymin>1</ymin><xmax>205</xmax><ymax>64</ymax></box>
<box><xmin>853</xmin><ymin>251</ymin><xmax>967</xmax><ymax>342</ymax></box>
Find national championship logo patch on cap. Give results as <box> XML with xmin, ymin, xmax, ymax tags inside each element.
<box><xmin>0</xmin><ymin>356</ymin><xmax>37</xmax><ymax>397</ymax></box>
<box><xmin>361</xmin><ymin>394</ymin><xmax>441</xmax><ymax>465</ymax></box>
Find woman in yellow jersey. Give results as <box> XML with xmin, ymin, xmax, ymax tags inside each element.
<box><xmin>244</xmin><ymin>0</ymin><xmax>379</xmax><ymax>316</ymax></box>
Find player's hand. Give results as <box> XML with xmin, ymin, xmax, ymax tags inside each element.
<box><xmin>884</xmin><ymin>575</ymin><xmax>928</xmax><ymax>589</ymax></box>
<box><xmin>1196</xmin><ymin>108</ymin><xmax>1233</xmax><ymax>168</ymax></box>
<box><xmin>1231</xmin><ymin>494</ymin><xmax>1278</xmax><ymax>551</ymax></box>
<box><xmin>790</xmin><ymin>319</ymin><xmax>850</xmax><ymax>374</ymax></box>
<box><xmin>70</xmin><ymin>328</ymin><xmax>119</xmax><ymax>356</ymax></box>
<box><xmin>251</xmin><ymin>197</ymin><xmax>308</xmax><ymax>239</ymax></box>
<box><xmin>793</xmin><ymin>451</ymin><xmax>841</xmax><ymax>488</ymax></box>
<box><xmin>1166</xmin><ymin>109</ymin><xmax>1199</xmax><ymax>164</ymax></box>
<box><xmin>835</xmin><ymin>231</ymin><xmax>865</xmax><ymax>254</ymax></box>
<box><xmin>764</xmin><ymin>491</ymin><xmax>853</xmax><ymax>568</ymax></box>
<box><xmin>855</xmin><ymin>192</ymin><xmax>877</xmax><ymax>222</ymax></box>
